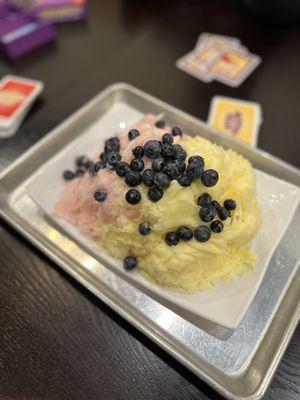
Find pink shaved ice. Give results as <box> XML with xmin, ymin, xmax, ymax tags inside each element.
<box><xmin>53</xmin><ymin>115</ymin><xmax>182</xmax><ymax>238</ymax></box>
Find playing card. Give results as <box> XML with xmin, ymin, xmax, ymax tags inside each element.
<box><xmin>194</xmin><ymin>42</ymin><xmax>232</xmax><ymax>64</ymax></box>
<box><xmin>0</xmin><ymin>75</ymin><xmax>43</xmax><ymax>129</ymax></box>
<box><xmin>208</xmin><ymin>96</ymin><xmax>262</xmax><ymax>146</ymax></box>
<box><xmin>196</xmin><ymin>32</ymin><xmax>241</xmax><ymax>50</ymax></box>
<box><xmin>208</xmin><ymin>49</ymin><xmax>261</xmax><ymax>87</ymax></box>
<box><xmin>176</xmin><ymin>50</ymin><xmax>214</xmax><ymax>82</ymax></box>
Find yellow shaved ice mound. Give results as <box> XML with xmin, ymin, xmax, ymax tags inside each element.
<box><xmin>96</xmin><ymin>135</ymin><xmax>262</xmax><ymax>292</ymax></box>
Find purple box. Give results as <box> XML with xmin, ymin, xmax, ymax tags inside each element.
<box><xmin>0</xmin><ymin>4</ymin><xmax>56</xmax><ymax>59</ymax></box>
<box><xmin>11</xmin><ymin>0</ymin><xmax>87</xmax><ymax>23</ymax></box>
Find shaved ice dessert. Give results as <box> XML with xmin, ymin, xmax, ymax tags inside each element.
<box><xmin>54</xmin><ymin>115</ymin><xmax>261</xmax><ymax>292</ymax></box>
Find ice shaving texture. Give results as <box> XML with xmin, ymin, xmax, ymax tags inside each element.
<box><xmin>54</xmin><ymin>115</ymin><xmax>261</xmax><ymax>292</ymax></box>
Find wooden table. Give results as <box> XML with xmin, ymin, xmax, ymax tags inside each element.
<box><xmin>0</xmin><ymin>1</ymin><xmax>299</xmax><ymax>399</ymax></box>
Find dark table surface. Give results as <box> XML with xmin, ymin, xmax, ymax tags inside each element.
<box><xmin>0</xmin><ymin>1</ymin><xmax>299</xmax><ymax>399</ymax></box>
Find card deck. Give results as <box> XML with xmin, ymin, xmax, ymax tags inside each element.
<box><xmin>208</xmin><ymin>96</ymin><xmax>262</xmax><ymax>146</ymax></box>
<box><xmin>0</xmin><ymin>75</ymin><xmax>43</xmax><ymax>138</ymax></box>
<box><xmin>176</xmin><ymin>33</ymin><xmax>261</xmax><ymax>87</ymax></box>
<box><xmin>0</xmin><ymin>106</ymin><xmax>28</xmax><ymax>138</ymax></box>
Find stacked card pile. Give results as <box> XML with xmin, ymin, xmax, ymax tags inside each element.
<box><xmin>176</xmin><ymin>33</ymin><xmax>261</xmax><ymax>87</ymax></box>
<box><xmin>0</xmin><ymin>75</ymin><xmax>43</xmax><ymax>138</ymax></box>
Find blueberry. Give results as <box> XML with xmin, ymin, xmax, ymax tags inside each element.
<box><xmin>124</xmin><ymin>171</ymin><xmax>142</xmax><ymax>187</ymax></box>
<box><xmin>76</xmin><ymin>155</ymin><xmax>90</xmax><ymax>168</ymax></box>
<box><xmin>194</xmin><ymin>226</ymin><xmax>211</xmax><ymax>242</ymax></box>
<box><xmin>138</xmin><ymin>222</ymin><xmax>151</xmax><ymax>236</ymax></box>
<box><xmin>107</xmin><ymin>151</ymin><xmax>121</xmax><ymax>167</ymax></box>
<box><xmin>99</xmin><ymin>161</ymin><xmax>106</xmax><ymax>169</ymax></box>
<box><xmin>162</xmin><ymin>133</ymin><xmax>173</xmax><ymax>145</ymax></box>
<box><xmin>163</xmin><ymin>161</ymin><xmax>181</xmax><ymax>180</ymax></box>
<box><xmin>177</xmin><ymin>226</ymin><xmax>193</xmax><ymax>241</ymax></box>
<box><xmin>148</xmin><ymin>186</ymin><xmax>164</xmax><ymax>202</ymax></box>
<box><xmin>188</xmin><ymin>155</ymin><xmax>205</xmax><ymax>168</ymax></box>
<box><xmin>211</xmin><ymin>200</ymin><xmax>221</xmax><ymax>211</ymax></box>
<box><xmin>94</xmin><ymin>189</ymin><xmax>107</xmax><ymax>202</ymax></box>
<box><xmin>173</xmin><ymin>144</ymin><xmax>187</xmax><ymax>160</ymax></box>
<box><xmin>152</xmin><ymin>157</ymin><xmax>165</xmax><ymax>172</ymax></box>
<box><xmin>125</xmin><ymin>189</ymin><xmax>141</xmax><ymax>204</ymax></box>
<box><xmin>89</xmin><ymin>164</ymin><xmax>100</xmax><ymax>176</ymax></box>
<box><xmin>75</xmin><ymin>167</ymin><xmax>85</xmax><ymax>177</ymax></box>
<box><xmin>123</xmin><ymin>256</ymin><xmax>137</xmax><ymax>271</ymax></box>
<box><xmin>105</xmin><ymin>137</ymin><xmax>120</xmax><ymax>153</ymax></box>
<box><xmin>132</xmin><ymin>145</ymin><xmax>144</xmax><ymax>158</ymax></box>
<box><xmin>86</xmin><ymin>160</ymin><xmax>95</xmax><ymax>170</ymax></box>
<box><xmin>201</xmin><ymin>169</ymin><xmax>219</xmax><ymax>187</ymax></box>
<box><xmin>90</xmin><ymin>161</ymin><xmax>105</xmax><ymax>175</ymax></box>
<box><xmin>186</xmin><ymin>161</ymin><xmax>204</xmax><ymax>179</ymax></box>
<box><xmin>154</xmin><ymin>172</ymin><xmax>171</xmax><ymax>189</ymax></box>
<box><xmin>142</xmin><ymin>169</ymin><xmax>155</xmax><ymax>187</ymax></box>
<box><xmin>172</xmin><ymin>126</ymin><xmax>182</xmax><ymax>137</ymax></box>
<box><xmin>155</xmin><ymin>120</ymin><xmax>166</xmax><ymax>128</ymax></box>
<box><xmin>218</xmin><ymin>207</ymin><xmax>230</xmax><ymax>221</ymax></box>
<box><xmin>197</xmin><ymin>193</ymin><xmax>212</xmax><ymax>207</ymax></box>
<box><xmin>128</xmin><ymin>129</ymin><xmax>140</xmax><ymax>141</ymax></box>
<box><xmin>130</xmin><ymin>158</ymin><xmax>145</xmax><ymax>172</ymax></box>
<box><xmin>175</xmin><ymin>159</ymin><xmax>186</xmax><ymax>173</ymax></box>
<box><xmin>63</xmin><ymin>170</ymin><xmax>76</xmax><ymax>180</ymax></box>
<box><xmin>224</xmin><ymin>199</ymin><xmax>236</xmax><ymax>211</ymax></box>
<box><xmin>161</xmin><ymin>144</ymin><xmax>175</xmax><ymax>158</ymax></box>
<box><xmin>199</xmin><ymin>205</ymin><xmax>217</xmax><ymax>222</ymax></box>
<box><xmin>115</xmin><ymin>161</ymin><xmax>130</xmax><ymax>177</ymax></box>
<box><xmin>165</xmin><ymin>231</ymin><xmax>179</xmax><ymax>246</ymax></box>
<box><xmin>144</xmin><ymin>140</ymin><xmax>162</xmax><ymax>159</ymax></box>
<box><xmin>210</xmin><ymin>220</ymin><xmax>223</xmax><ymax>233</ymax></box>
<box><xmin>97</xmin><ymin>161</ymin><xmax>106</xmax><ymax>169</ymax></box>
<box><xmin>99</xmin><ymin>152</ymin><xmax>108</xmax><ymax>163</ymax></box>
<box><xmin>177</xmin><ymin>172</ymin><xmax>192</xmax><ymax>187</ymax></box>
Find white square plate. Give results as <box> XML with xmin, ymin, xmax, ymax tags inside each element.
<box><xmin>26</xmin><ymin>103</ymin><xmax>300</xmax><ymax>333</ymax></box>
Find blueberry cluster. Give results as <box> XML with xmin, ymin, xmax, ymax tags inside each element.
<box><xmin>164</xmin><ymin>196</ymin><xmax>236</xmax><ymax>246</ymax></box>
<box><xmin>125</xmin><ymin>135</ymin><xmax>185</xmax><ymax>203</ymax></box>
<box><xmin>63</xmin><ymin>121</ymin><xmax>237</xmax><ymax>272</ymax></box>
<box><xmin>62</xmin><ymin>155</ymin><xmax>94</xmax><ymax>180</ymax></box>
<box><xmin>90</xmin><ymin>126</ymin><xmax>198</xmax><ymax>208</ymax></box>
<box><xmin>164</xmin><ymin>225</ymin><xmax>210</xmax><ymax>245</ymax></box>
<box><xmin>165</xmin><ymin>226</ymin><xmax>193</xmax><ymax>246</ymax></box>
<box><xmin>197</xmin><ymin>193</ymin><xmax>236</xmax><ymax>228</ymax></box>
<box><xmin>117</xmin><ymin>128</ymin><xmax>219</xmax><ymax>206</ymax></box>
<box><xmin>98</xmin><ymin>136</ymin><xmax>121</xmax><ymax>170</ymax></box>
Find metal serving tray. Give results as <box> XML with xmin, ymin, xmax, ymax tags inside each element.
<box><xmin>0</xmin><ymin>83</ymin><xmax>299</xmax><ymax>400</ymax></box>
